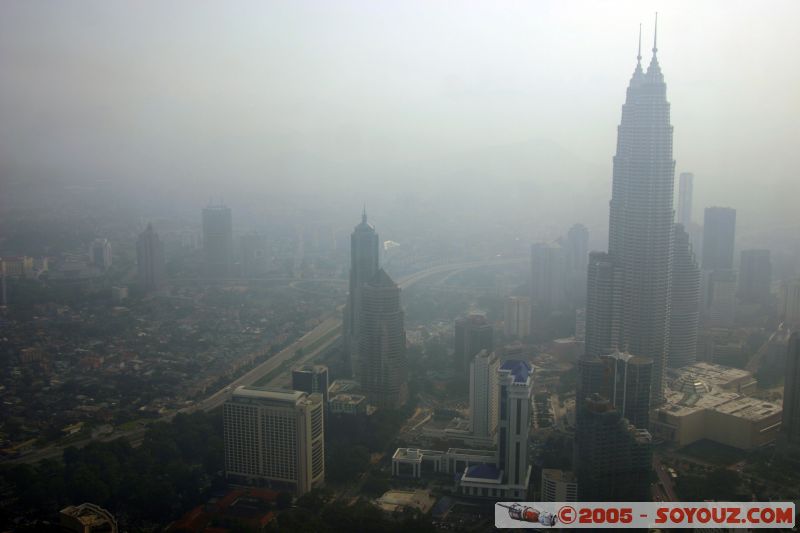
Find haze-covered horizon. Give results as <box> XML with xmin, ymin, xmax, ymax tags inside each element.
<box><xmin>1</xmin><ymin>1</ymin><xmax>799</xmax><ymax>243</ymax></box>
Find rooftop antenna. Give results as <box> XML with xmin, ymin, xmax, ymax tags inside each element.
<box><xmin>637</xmin><ymin>23</ymin><xmax>642</xmax><ymax>65</ymax></box>
<box><xmin>653</xmin><ymin>12</ymin><xmax>658</xmax><ymax>54</ymax></box>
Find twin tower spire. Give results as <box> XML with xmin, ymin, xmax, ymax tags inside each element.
<box><xmin>633</xmin><ymin>13</ymin><xmax>663</xmax><ymax>83</ymax></box>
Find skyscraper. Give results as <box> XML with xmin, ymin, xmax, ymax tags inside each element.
<box><xmin>531</xmin><ymin>242</ymin><xmax>566</xmax><ymax>315</ymax></box>
<box><xmin>677</xmin><ymin>172</ymin><xmax>694</xmax><ymax>228</ymax></box>
<box><xmin>575</xmin><ymin>395</ymin><xmax>652</xmax><ymax>501</ymax></box>
<box><xmin>587</xmin><ymin>23</ymin><xmax>675</xmax><ymax>403</ymax></box>
<box><xmin>454</xmin><ymin>314</ymin><xmax>494</xmax><ymax>382</ymax></box>
<box><xmin>781</xmin><ymin>333</ymin><xmax>800</xmax><ymax>448</ymax></box>
<box><xmin>577</xmin><ymin>350</ymin><xmax>652</xmax><ymax>430</ymax></box>
<box><xmin>223</xmin><ymin>387</ymin><xmax>324</xmax><ymax>496</ymax></box>
<box><xmin>136</xmin><ymin>224</ymin><xmax>166</xmax><ymax>292</ymax></box>
<box><xmin>584</xmin><ymin>252</ymin><xmax>621</xmax><ymax>358</ymax></box>
<box><xmin>292</xmin><ymin>365</ymin><xmax>330</xmax><ymax>403</ymax></box>
<box><xmin>668</xmin><ymin>224</ymin><xmax>700</xmax><ymax>368</ymax></box>
<box><xmin>358</xmin><ymin>269</ymin><xmax>408</xmax><ymax>409</ymax></box>
<box><xmin>706</xmin><ymin>269</ymin><xmax>737</xmax><ymax>327</ymax></box>
<box><xmin>738</xmin><ymin>249</ymin><xmax>772</xmax><ymax>305</ymax></box>
<box><xmin>469</xmin><ymin>349</ymin><xmax>499</xmax><ymax>440</ymax></box>
<box><xmin>782</xmin><ymin>279</ymin><xmax>800</xmax><ymax>327</ymax></box>
<box><xmin>565</xmin><ymin>224</ymin><xmax>590</xmax><ymax>306</ymax></box>
<box><xmin>701</xmin><ymin>207</ymin><xmax>736</xmax><ymax>272</ymax></box>
<box><xmin>202</xmin><ymin>204</ymin><xmax>233</xmax><ymax>278</ymax></box>
<box><xmin>90</xmin><ymin>238</ymin><xmax>113</xmax><ymax>270</ymax></box>
<box><xmin>496</xmin><ymin>360</ymin><xmax>533</xmax><ymax>494</ymax></box>
<box><xmin>504</xmin><ymin>296</ymin><xmax>531</xmax><ymax>339</ymax></box>
<box><xmin>345</xmin><ymin>209</ymin><xmax>380</xmax><ymax>377</ymax></box>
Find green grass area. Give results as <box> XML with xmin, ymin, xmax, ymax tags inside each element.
<box><xmin>677</xmin><ymin>439</ymin><xmax>747</xmax><ymax>466</ymax></box>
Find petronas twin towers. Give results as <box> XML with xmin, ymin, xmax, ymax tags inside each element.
<box><xmin>586</xmin><ymin>21</ymin><xmax>697</xmax><ymax>404</ymax></box>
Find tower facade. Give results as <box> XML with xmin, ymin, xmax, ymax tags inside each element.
<box><xmin>358</xmin><ymin>269</ymin><xmax>408</xmax><ymax>409</ymax></box>
<box><xmin>738</xmin><ymin>249</ymin><xmax>772</xmax><ymax>305</ymax></box>
<box><xmin>589</xmin><ymin>26</ymin><xmax>675</xmax><ymax>403</ymax></box>
<box><xmin>454</xmin><ymin>314</ymin><xmax>494</xmax><ymax>382</ymax></box>
<box><xmin>470</xmin><ymin>349</ymin><xmax>499</xmax><ymax>440</ymax></box>
<box><xmin>584</xmin><ymin>252</ymin><xmax>621</xmax><ymax>358</ymax></box>
<box><xmin>136</xmin><ymin>224</ymin><xmax>166</xmax><ymax>292</ymax></box>
<box><xmin>701</xmin><ymin>207</ymin><xmax>736</xmax><ymax>272</ymax></box>
<box><xmin>531</xmin><ymin>242</ymin><xmax>567</xmax><ymax>315</ymax></box>
<box><xmin>668</xmin><ymin>223</ymin><xmax>700</xmax><ymax>368</ymax></box>
<box><xmin>677</xmin><ymin>172</ymin><xmax>694</xmax><ymax>228</ymax></box>
<box><xmin>504</xmin><ymin>296</ymin><xmax>531</xmax><ymax>339</ymax></box>
<box><xmin>497</xmin><ymin>360</ymin><xmax>533</xmax><ymax>492</ymax></box>
<box><xmin>781</xmin><ymin>334</ymin><xmax>800</xmax><ymax>448</ymax></box>
<box><xmin>292</xmin><ymin>365</ymin><xmax>330</xmax><ymax>403</ymax></box>
<box><xmin>202</xmin><ymin>204</ymin><xmax>233</xmax><ymax>278</ymax></box>
<box><xmin>345</xmin><ymin>210</ymin><xmax>380</xmax><ymax>377</ymax></box>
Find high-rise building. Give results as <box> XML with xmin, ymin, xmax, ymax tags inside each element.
<box><xmin>531</xmin><ymin>242</ymin><xmax>566</xmax><ymax>315</ymax></box>
<box><xmin>668</xmin><ymin>224</ymin><xmax>700</xmax><ymax>368</ymax></box>
<box><xmin>706</xmin><ymin>269</ymin><xmax>737</xmax><ymax>327</ymax></box>
<box><xmin>358</xmin><ymin>269</ymin><xmax>408</xmax><ymax>409</ymax></box>
<box><xmin>90</xmin><ymin>239</ymin><xmax>112</xmax><ymax>270</ymax></box>
<box><xmin>738</xmin><ymin>249</ymin><xmax>772</xmax><ymax>305</ymax></box>
<box><xmin>781</xmin><ymin>334</ymin><xmax>800</xmax><ymax>448</ymax></box>
<box><xmin>202</xmin><ymin>204</ymin><xmax>233</xmax><ymax>278</ymax></box>
<box><xmin>578</xmin><ymin>350</ymin><xmax>652</xmax><ymax>430</ymax></box>
<box><xmin>701</xmin><ymin>207</ymin><xmax>736</xmax><ymax>272</ymax></box>
<box><xmin>584</xmin><ymin>252</ymin><xmax>621</xmax><ymax>358</ymax></box>
<box><xmin>677</xmin><ymin>172</ymin><xmax>694</xmax><ymax>228</ymax></box>
<box><xmin>504</xmin><ymin>296</ymin><xmax>531</xmax><ymax>339</ymax></box>
<box><xmin>345</xmin><ymin>209</ymin><xmax>380</xmax><ymax>377</ymax></box>
<box><xmin>496</xmin><ymin>360</ymin><xmax>533</xmax><ymax>495</ymax></box>
<box><xmin>469</xmin><ymin>349</ymin><xmax>499</xmax><ymax>440</ymax></box>
<box><xmin>586</xmin><ymin>26</ymin><xmax>675</xmax><ymax>404</ymax></box>
<box><xmin>223</xmin><ymin>386</ymin><xmax>324</xmax><ymax>496</ymax></box>
<box><xmin>575</xmin><ymin>395</ymin><xmax>652</xmax><ymax>501</ymax></box>
<box><xmin>136</xmin><ymin>224</ymin><xmax>166</xmax><ymax>292</ymax></box>
<box><xmin>565</xmin><ymin>224</ymin><xmax>590</xmax><ymax>306</ymax></box>
<box><xmin>782</xmin><ymin>279</ymin><xmax>800</xmax><ymax>327</ymax></box>
<box><xmin>454</xmin><ymin>314</ymin><xmax>494</xmax><ymax>382</ymax></box>
<box><xmin>541</xmin><ymin>469</ymin><xmax>578</xmax><ymax>502</ymax></box>
<box><xmin>292</xmin><ymin>365</ymin><xmax>329</xmax><ymax>403</ymax></box>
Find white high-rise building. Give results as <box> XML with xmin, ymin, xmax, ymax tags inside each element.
<box><xmin>224</xmin><ymin>387</ymin><xmax>324</xmax><ymax>496</ymax></box>
<box><xmin>496</xmin><ymin>360</ymin><xmax>533</xmax><ymax>494</ymax></box>
<box><xmin>469</xmin><ymin>349</ymin><xmax>499</xmax><ymax>440</ymax></box>
<box><xmin>504</xmin><ymin>296</ymin><xmax>531</xmax><ymax>339</ymax></box>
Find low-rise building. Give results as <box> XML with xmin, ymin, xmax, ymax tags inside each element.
<box><xmin>541</xmin><ymin>469</ymin><xmax>578</xmax><ymax>502</ymax></box>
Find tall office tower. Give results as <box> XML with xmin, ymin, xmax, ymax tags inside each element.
<box><xmin>496</xmin><ymin>360</ymin><xmax>533</xmax><ymax>496</ymax></box>
<box><xmin>136</xmin><ymin>224</ymin><xmax>166</xmax><ymax>292</ymax></box>
<box><xmin>531</xmin><ymin>242</ymin><xmax>566</xmax><ymax>315</ymax></box>
<box><xmin>782</xmin><ymin>279</ymin><xmax>800</xmax><ymax>327</ymax></box>
<box><xmin>781</xmin><ymin>334</ymin><xmax>800</xmax><ymax>448</ymax></box>
<box><xmin>504</xmin><ymin>296</ymin><xmax>531</xmax><ymax>339</ymax></box>
<box><xmin>541</xmin><ymin>469</ymin><xmax>578</xmax><ymax>502</ymax></box>
<box><xmin>738</xmin><ymin>249</ymin><xmax>772</xmax><ymax>305</ymax></box>
<box><xmin>706</xmin><ymin>269</ymin><xmax>737</xmax><ymax>327</ymax></box>
<box><xmin>584</xmin><ymin>252</ymin><xmax>621</xmax><ymax>358</ymax></box>
<box><xmin>668</xmin><ymin>224</ymin><xmax>700</xmax><ymax>368</ymax></box>
<box><xmin>90</xmin><ymin>238</ymin><xmax>113</xmax><ymax>270</ymax></box>
<box><xmin>358</xmin><ymin>269</ymin><xmax>408</xmax><ymax>409</ymax></box>
<box><xmin>677</xmin><ymin>172</ymin><xmax>694</xmax><ymax>228</ymax></box>
<box><xmin>575</xmin><ymin>395</ymin><xmax>653</xmax><ymax>501</ymax></box>
<box><xmin>241</xmin><ymin>233</ymin><xmax>269</xmax><ymax>278</ymax></box>
<box><xmin>577</xmin><ymin>350</ymin><xmax>652</xmax><ymax>430</ymax></box>
<box><xmin>592</xmin><ymin>25</ymin><xmax>675</xmax><ymax>404</ymax></box>
<box><xmin>565</xmin><ymin>224</ymin><xmax>590</xmax><ymax>306</ymax></box>
<box><xmin>202</xmin><ymin>204</ymin><xmax>233</xmax><ymax>278</ymax></box>
<box><xmin>223</xmin><ymin>387</ymin><xmax>324</xmax><ymax>496</ymax></box>
<box><xmin>470</xmin><ymin>349</ymin><xmax>499</xmax><ymax>439</ymax></box>
<box><xmin>701</xmin><ymin>207</ymin><xmax>737</xmax><ymax>271</ymax></box>
<box><xmin>454</xmin><ymin>314</ymin><xmax>494</xmax><ymax>382</ymax></box>
<box><xmin>344</xmin><ymin>209</ymin><xmax>380</xmax><ymax>377</ymax></box>
<box><xmin>292</xmin><ymin>365</ymin><xmax>329</xmax><ymax>403</ymax></box>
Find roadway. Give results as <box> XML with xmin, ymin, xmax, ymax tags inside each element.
<box><xmin>4</xmin><ymin>256</ymin><xmax>524</xmax><ymax>465</ymax></box>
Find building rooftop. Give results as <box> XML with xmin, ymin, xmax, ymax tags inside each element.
<box><xmin>232</xmin><ymin>386</ymin><xmax>304</xmax><ymax>403</ymax></box>
<box><xmin>462</xmin><ymin>463</ymin><xmax>503</xmax><ymax>481</ymax></box>
<box><xmin>660</xmin><ymin>388</ymin><xmax>781</xmax><ymax>422</ymax></box>
<box><xmin>499</xmin><ymin>359</ymin><xmax>532</xmax><ymax>384</ymax></box>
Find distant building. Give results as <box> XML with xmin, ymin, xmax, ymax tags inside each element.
<box><xmin>574</xmin><ymin>308</ymin><xmax>586</xmax><ymax>342</ymax></box>
<box><xmin>668</xmin><ymin>224</ymin><xmax>700</xmax><ymax>368</ymax></box>
<box><xmin>738</xmin><ymin>249</ymin><xmax>772</xmax><ymax>305</ymax></box>
<box><xmin>345</xmin><ymin>209</ymin><xmax>380</xmax><ymax>378</ymax></box>
<box><xmin>701</xmin><ymin>207</ymin><xmax>736</xmax><ymax>272</ymax></box>
<box><xmin>60</xmin><ymin>503</ymin><xmax>118</xmax><ymax>533</ymax></box>
<box><xmin>677</xmin><ymin>172</ymin><xmax>694</xmax><ymax>229</ymax></box>
<box><xmin>292</xmin><ymin>365</ymin><xmax>329</xmax><ymax>403</ymax></box>
<box><xmin>781</xmin><ymin>333</ymin><xmax>800</xmax><ymax>448</ymax></box>
<box><xmin>0</xmin><ymin>256</ymin><xmax>34</xmax><ymax>278</ymax></box>
<box><xmin>575</xmin><ymin>395</ymin><xmax>652</xmax><ymax>502</ymax></box>
<box><xmin>454</xmin><ymin>314</ymin><xmax>494</xmax><ymax>382</ymax></box>
<box><xmin>90</xmin><ymin>239</ymin><xmax>112</xmax><ymax>270</ymax></box>
<box><xmin>578</xmin><ymin>350</ymin><xmax>652</xmax><ymax>430</ymax></box>
<box><xmin>136</xmin><ymin>224</ymin><xmax>166</xmax><ymax>292</ymax></box>
<box><xmin>358</xmin><ymin>269</ymin><xmax>408</xmax><ymax>409</ymax></box>
<box><xmin>706</xmin><ymin>269</ymin><xmax>737</xmax><ymax>327</ymax></box>
<box><xmin>202</xmin><ymin>204</ymin><xmax>233</xmax><ymax>278</ymax></box>
<box><xmin>541</xmin><ymin>469</ymin><xmax>578</xmax><ymax>502</ymax></box>
<box><xmin>584</xmin><ymin>252</ymin><xmax>620</xmax><ymax>358</ymax></box>
<box><xmin>782</xmin><ymin>279</ymin><xmax>800</xmax><ymax>327</ymax></box>
<box><xmin>531</xmin><ymin>242</ymin><xmax>566</xmax><ymax>315</ymax></box>
<box><xmin>224</xmin><ymin>387</ymin><xmax>324</xmax><ymax>496</ymax></box>
<box><xmin>503</xmin><ymin>296</ymin><xmax>531</xmax><ymax>339</ymax></box>
<box><xmin>565</xmin><ymin>224</ymin><xmax>589</xmax><ymax>306</ymax></box>
<box><xmin>469</xmin><ymin>349</ymin><xmax>499</xmax><ymax>440</ymax></box>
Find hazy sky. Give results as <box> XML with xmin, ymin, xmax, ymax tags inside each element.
<box><xmin>1</xmin><ymin>1</ymin><xmax>798</xmax><ymax>238</ymax></box>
